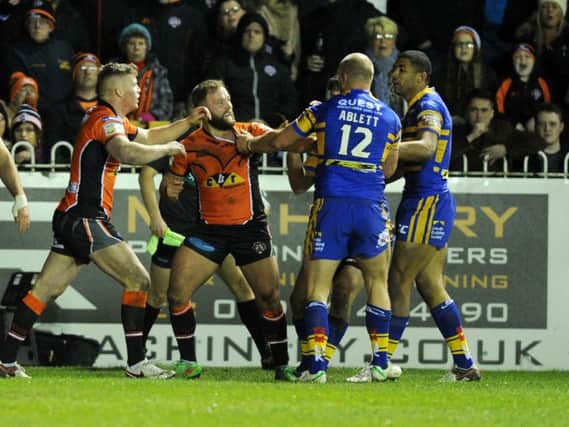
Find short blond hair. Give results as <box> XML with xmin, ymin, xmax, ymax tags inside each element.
<box><xmin>97</xmin><ymin>62</ymin><xmax>137</xmax><ymax>95</ymax></box>
<box><xmin>365</xmin><ymin>16</ymin><xmax>398</xmax><ymax>39</ymax></box>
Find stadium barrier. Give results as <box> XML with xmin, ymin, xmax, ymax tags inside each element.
<box><xmin>9</xmin><ymin>140</ymin><xmax>569</xmax><ymax>177</ymax></box>
<box><xmin>1</xmin><ymin>172</ymin><xmax>568</xmax><ymax>370</ymax></box>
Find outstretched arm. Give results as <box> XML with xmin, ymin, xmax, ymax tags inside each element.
<box><xmin>139</xmin><ymin>164</ymin><xmax>168</xmax><ymax>238</ymax></box>
<box><xmin>134</xmin><ymin>106</ymin><xmax>211</xmax><ymax>145</ymax></box>
<box><xmin>106</xmin><ymin>134</ymin><xmax>185</xmax><ymax>165</ymax></box>
<box><xmin>236</xmin><ymin>125</ymin><xmax>315</xmax><ymax>154</ymax></box>
<box><xmin>0</xmin><ymin>142</ymin><xmax>30</xmax><ymax>234</ymax></box>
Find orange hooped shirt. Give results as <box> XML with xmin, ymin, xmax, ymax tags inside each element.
<box><xmin>170</xmin><ymin>122</ymin><xmax>270</xmax><ymax>225</ymax></box>
<box><xmin>57</xmin><ymin>101</ymin><xmax>138</xmax><ymax>219</ymax></box>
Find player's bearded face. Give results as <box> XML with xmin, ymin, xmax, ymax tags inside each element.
<box><xmin>206</xmin><ymin>88</ymin><xmax>236</xmax><ymax>130</ymax></box>
<box><xmin>209</xmin><ymin>108</ymin><xmax>235</xmax><ymax>130</ymax></box>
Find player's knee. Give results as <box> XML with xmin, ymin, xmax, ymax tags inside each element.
<box><xmin>121</xmin><ymin>266</ymin><xmax>151</xmax><ymax>292</ymax></box>
<box><xmin>416</xmin><ymin>281</ymin><xmax>446</xmax><ymax>308</ymax></box>
<box><xmin>147</xmin><ymin>288</ymin><xmax>168</xmax><ymax>308</ymax></box>
<box><xmin>147</xmin><ymin>279</ymin><xmax>170</xmax><ymax>308</ymax></box>
<box><xmin>254</xmin><ymin>286</ymin><xmax>280</xmax><ymax>311</ymax></box>
<box><xmin>166</xmin><ymin>286</ymin><xmax>186</xmax><ymax>308</ymax></box>
<box><xmin>388</xmin><ymin>279</ymin><xmax>411</xmax><ymax>303</ymax></box>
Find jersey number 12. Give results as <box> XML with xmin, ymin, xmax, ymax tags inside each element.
<box><xmin>338</xmin><ymin>124</ymin><xmax>372</xmax><ymax>158</ymax></box>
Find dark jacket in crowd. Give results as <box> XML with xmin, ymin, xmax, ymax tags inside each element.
<box><xmin>43</xmin><ymin>94</ymin><xmax>95</xmax><ymax>163</ymax></box>
<box><xmin>433</xmin><ymin>59</ymin><xmax>497</xmax><ymax>118</ymax></box>
<box><xmin>496</xmin><ymin>73</ymin><xmax>552</xmax><ymax>127</ymax></box>
<box><xmin>297</xmin><ymin>0</ymin><xmax>379</xmax><ymax>105</ymax></box>
<box><xmin>452</xmin><ymin>117</ymin><xmax>546</xmax><ymax>172</ymax></box>
<box><xmin>52</xmin><ymin>0</ymin><xmax>91</xmax><ymax>53</ymax></box>
<box><xmin>4</xmin><ymin>36</ymin><xmax>73</xmax><ymax>116</ymax></box>
<box><xmin>207</xmin><ymin>15</ymin><xmax>298</xmax><ymax>127</ymax></box>
<box><xmin>0</xmin><ymin>0</ymin><xmax>89</xmax><ymax>51</ymax></box>
<box><xmin>528</xmin><ymin>144</ymin><xmax>569</xmax><ymax>174</ymax></box>
<box><xmin>389</xmin><ymin>0</ymin><xmax>483</xmax><ymax>54</ymax></box>
<box><xmin>73</xmin><ymin>0</ymin><xmax>133</xmax><ymax>62</ymax></box>
<box><xmin>518</xmin><ymin>25</ymin><xmax>569</xmax><ymax>104</ymax></box>
<box><xmin>538</xmin><ymin>26</ymin><xmax>569</xmax><ymax>104</ymax></box>
<box><xmin>115</xmin><ymin>53</ymin><xmax>173</xmax><ymax>122</ymax></box>
<box><xmin>131</xmin><ymin>1</ymin><xmax>208</xmax><ymax>103</ymax></box>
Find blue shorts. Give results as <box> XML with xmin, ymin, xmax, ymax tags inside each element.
<box><xmin>304</xmin><ymin>197</ymin><xmax>390</xmax><ymax>260</ymax></box>
<box><xmin>395</xmin><ymin>191</ymin><xmax>455</xmax><ymax>248</ymax></box>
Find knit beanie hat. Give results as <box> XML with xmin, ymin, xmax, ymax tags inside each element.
<box><xmin>9</xmin><ymin>72</ymin><xmax>39</xmax><ymax>108</ymax></box>
<box><xmin>539</xmin><ymin>0</ymin><xmax>567</xmax><ymax>16</ymax></box>
<box><xmin>72</xmin><ymin>52</ymin><xmax>101</xmax><ymax>80</ymax></box>
<box><xmin>452</xmin><ymin>25</ymin><xmax>481</xmax><ymax>50</ymax></box>
<box><xmin>118</xmin><ymin>23</ymin><xmax>152</xmax><ymax>51</ymax></box>
<box><xmin>26</xmin><ymin>0</ymin><xmax>56</xmax><ymax>28</ymax></box>
<box><xmin>513</xmin><ymin>43</ymin><xmax>536</xmax><ymax>58</ymax></box>
<box><xmin>12</xmin><ymin>104</ymin><xmax>42</xmax><ymax>133</ymax></box>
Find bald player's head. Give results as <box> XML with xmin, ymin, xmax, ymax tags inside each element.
<box><xmin>96</xmin><ymin>62</ymin><xmax>137</xmax><ymax>100</ymax></box>
<box><xmin>337</xmin><ymin>53</ymin><xmax>374</xmax><ymax>87</ymax></box>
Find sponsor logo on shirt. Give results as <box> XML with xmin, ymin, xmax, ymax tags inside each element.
<box><xmin>103</xmin><ymin>122</ymin><xmax>124</xmax><ymax>137</ymax></box>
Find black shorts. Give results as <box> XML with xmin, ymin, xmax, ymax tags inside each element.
<box><xmin>51</xmin><ymin>210</ymin><xmax>124</xmax><ymax>264</ymax></box>
<box><xmin>183</xmin><ymin>222</ymin><xmax>273</xmax><ymax>266</ymax></box>
<box><xmin>151</xmin><ymin>223</ymin><xmax>196</xmax><ymax>269</ymax></box>
<box><xmin>151</xmin><ymin>240</ymin><xmax>178</xmax><ymax>268</ymax></box>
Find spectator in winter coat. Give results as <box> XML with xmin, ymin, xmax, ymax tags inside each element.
<box><xmin>3</xmin><ymin>1</ymin><xmax>73</xmax><ymax>120</ymax></box>
<box><xmin>207</xmin><ymin>12</ymin><xmax>298</xmax><ymax>127</ymax></box>
<box><xmin>131</xmin><ymin>0</ymin><xmax>209</xmax><ymax>118</ymax></box>
<box><xmin>529</xmin><ymin>102</ymin><xmax>569</xmax><ymax>173</ymax></box>
<box><xmin>452</xmin><ymin>89</ymin><xmax>546</xmax><ymax>173</ymax></box>
<box><xmin>496</xmin><ymin>43</ymin><xmax>551</xmax><ymax>130</ymax></box>
<box><xmin>515</xmin><ymin>0</ymin><xmax>569</xmax><ymax>104</ymax></box>
<box><xmin>1</xmin><ymin>72</ymin><xmax>39</xmax><ymax>129</ymax></box>
<box><xmin>433</xmin><ymin>26</ymin><xmax>497</xmax><ymax>118</ymax></box>
<box><xmin>10</xmin><ymin>104</ymin><xmax>45</xmax><ymax>165</ymax></box>
<box><xmin>117</xmin><ymin>23</ymin><xmax>174</xmax><ymax>122</ymax></box>
<box><xmin>43</xmin><ymin>52</ymin><xmax>101</xmax><ymax>164</ymax></box>
<box><xmin>363</xmin><ymin>15</ymin><xmax>406</xmax><ymax>118</ymax></box>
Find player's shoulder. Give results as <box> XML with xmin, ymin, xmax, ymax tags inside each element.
<box><xmin>85</xmin><ymin>104</ymin><xmax>122</xmax><ymax>128</ymax></box>
<box><xmin>418</xmin><ymin>89</ymin><xmax>445</xmax><ymax>112</ymax></box>
<box><xmin>178</xmin><ymin>124</ymin><xmax>204</xmax><ymax>143</ymax></box>
<box><xmin>84</xmin><ymin>104</ymin><xmax>107</xmax><ymax>121</ymax></box>
<box><xmin>378</xmin><ymin>103</ymin><xmax>401</xmax><ymax>127</ymax></box>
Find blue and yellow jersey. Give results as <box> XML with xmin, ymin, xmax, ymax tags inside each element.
<box><xmin>292</xmin><ymin>89</ymin><xmax>401</xmax><ymax>201</ymax></box>
<box><xmin>401</xmin><ymin>87</ymin><xmax>452</xmax><ymax>197</ymax></box>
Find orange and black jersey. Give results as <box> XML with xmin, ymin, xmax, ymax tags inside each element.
<box><xmin>170</xmin><ymin>122</ymin><xmax>270</xmax><ymax>225</ymax></box>
<box><xmin>56</xmin><ymin>101</ymin><xmax>138</xmax><ymax>219</ymax></box>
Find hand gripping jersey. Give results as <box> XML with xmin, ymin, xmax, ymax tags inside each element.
<box><xmin>148</xmin><ymin>155</ymin><xmax>199</xmax><ymax>234</ymax></box>
<box><xmin>292</xmin><ymin>89</ymin><xmax>401</xmax><ymax>202</ymax></box>
<box><xmin>56</xmin><ymin>102</ymin><xmax>138</xmax><ymax>219</ymax></box>
<box><xmin>170</xmin><ymin>123</ymin><xmax>270</xmax><ymax>225</ymax></box>
<box><xmin>400</xmin><ymin>87</ymin><xmax>452</xmax><ymax>198</ymax></box>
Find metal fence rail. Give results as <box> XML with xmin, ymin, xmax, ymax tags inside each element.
<box><xmin>9</xmin><ymin>141</ymin><xmax>569</xmax><ymax>178</ymax></box>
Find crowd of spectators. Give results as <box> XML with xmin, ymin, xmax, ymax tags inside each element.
<box><xmin>0</xmin><ymin>0</ymin><xmax>568</xmax><ymax>175</ymax></box>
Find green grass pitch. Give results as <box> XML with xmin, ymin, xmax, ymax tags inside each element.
<box><xmin>1</xmin><ymin>367</ymin><xmax>567</xmax><ymax>427</ymax></box>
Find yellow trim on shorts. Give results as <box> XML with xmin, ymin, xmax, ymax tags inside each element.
<box><xmin>304</xmin><ymin>198</ymin><xmax>325</xmax><ymax>257</ymax></box>
<box><xmin>324</xmin><ymin>159</ymin><xmax>378</xmax><ymax>170</ymax></box>
<box><xmin>407</xmin><ymin>195</ymin><xmax>439</xmax><ymax>244</ymax></box>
